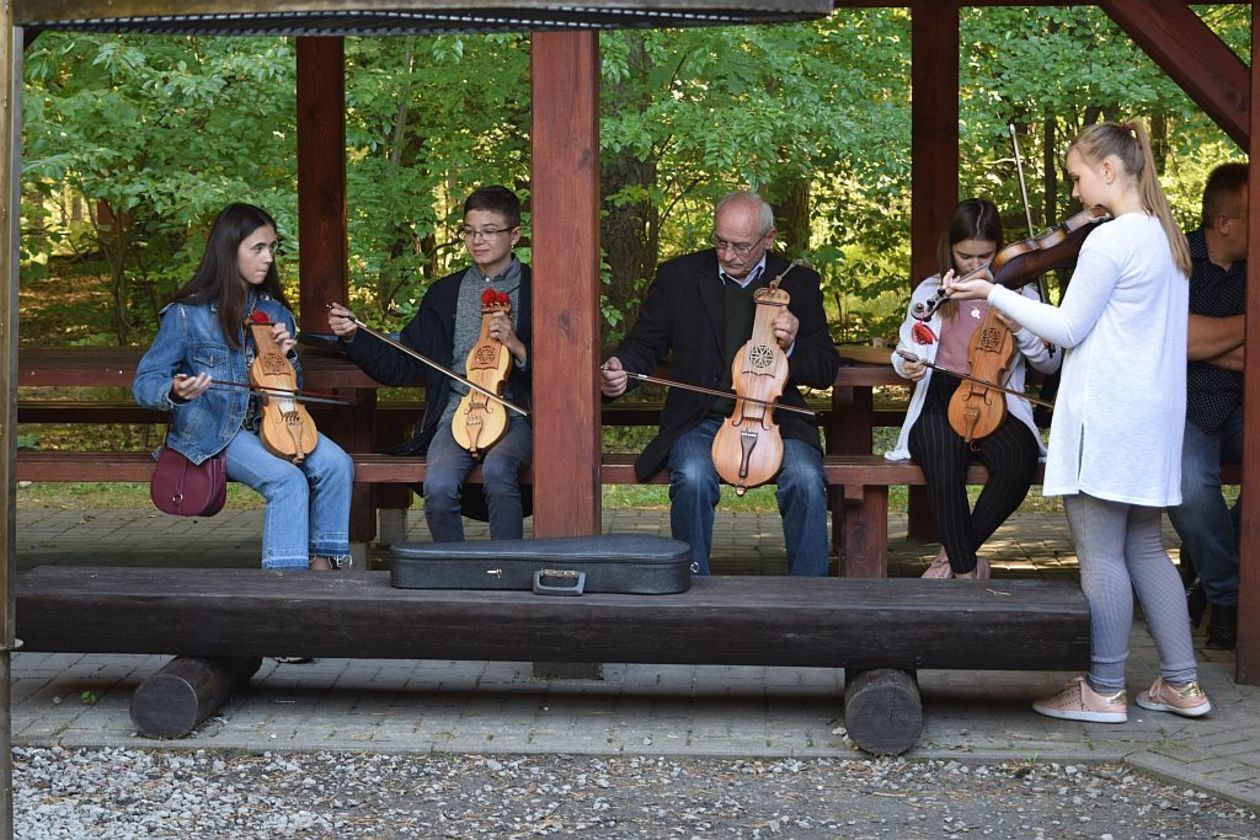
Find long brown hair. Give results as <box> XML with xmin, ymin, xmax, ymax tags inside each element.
<box><xmin>168</xmin><ymin>203</ymin><xmax>290</xmax><ymax>348</ymax></box>
<box><xmin>934</xmin><ymin>198</ymin><xmax>1003</xmax><ymax>320</ymax></box>
<box><xmin>1068</xmin><ymin>120</ymin><xmax>1191</xmax><ymax>276</ymax></box>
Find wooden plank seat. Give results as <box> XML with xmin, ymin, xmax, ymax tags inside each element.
<box><xmin>15</xmin><ymin>565</ymin><xmax>1091</xmax><ymax>751</ymax></box>
<box><xmin>17</xmin><ymin>398</ymin><xmax>845</xmax><ymax>427</ymax></box>
<box><xmin>16</xmin><ymin>450</ymin><xmax>1239</xmax><ymax>579</ymax></box>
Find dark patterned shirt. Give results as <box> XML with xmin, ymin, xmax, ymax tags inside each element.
<box><xmin>1185</xmin><ymin>228</ymin><xmax>1245</xmax><ymax>434</ymax></box>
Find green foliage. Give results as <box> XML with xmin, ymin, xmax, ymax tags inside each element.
<box><xmin>18</xmin><ymin>7</ymin><xmax>1252</xmax><ymax>351</ymax></box>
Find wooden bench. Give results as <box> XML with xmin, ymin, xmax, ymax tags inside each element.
<box><xmin>17</xmin><ymin>449</ymin><xmax>1237</xmax><ymax>577</ymax></box>
<box><xmin>15</xmin><ymin>564</ymin><xmax>1091</xmax><ymax>753</ymax></box>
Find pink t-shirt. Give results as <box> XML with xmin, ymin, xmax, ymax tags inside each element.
<box><xmin>935</xmin><ymin>301</ymin><xmax>989</xmax><ymax>374</ymax></box>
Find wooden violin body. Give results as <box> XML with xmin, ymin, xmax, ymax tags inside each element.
<box><xmin>711</xmin><ymin>285</ymin><xmax>790</xmax><ymax>495</ymax></box>
<box><xmin>946</xmin><ymin>309</ymin><xmax>1015</xmax><ymax>444</ymax></box>
<box><xmin>248</xmin><ymin>315</ymin><xmax>318</xmax><ymax>463</ymax></box>
<box><xmin>452</xmin><ymin>290</ymin><xmax>513</xmax><ymax>458</ymax></box>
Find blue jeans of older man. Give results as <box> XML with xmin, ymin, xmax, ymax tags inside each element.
<box><xmin>225</xmin><ymin>428</ymin><xmax>354</xmax><ymax>569</ymax></box>
<box><xmin>1167</xmin><ymin>406</ymin><xmax>1243</xmax><ymax>608</ymax></box>
<box><xmin>667</xmin><ymin>417</ymin><xmax>829</xmax><ymax>576</ymax></box>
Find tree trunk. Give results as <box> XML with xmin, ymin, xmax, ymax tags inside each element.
<box><xmin>600</xmin><ymin>34</ymin><xmax>659</xmax><ymax>349</ymax></box>
<box><xmin>764</xmin><ymin>177</ymin><xmax>810</xmax><ymax>256</ymax></box>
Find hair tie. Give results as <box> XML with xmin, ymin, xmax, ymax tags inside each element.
<box><xmin>1120</xmin><ymin>121</ymin><xmax>1137</xmax><ymax>136</ymax></box>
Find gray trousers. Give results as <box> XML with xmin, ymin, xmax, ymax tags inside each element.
<box><xmin>1064</xmin><ymin>493</ymin><xmax>1198</xmax><ymax>693</ymax></box>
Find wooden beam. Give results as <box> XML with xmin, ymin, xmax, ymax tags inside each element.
<box><xmin>910</xmin><ymin>0</ymin><xmax>958</xmax><ymax>285</ymax></box>
<box><xmin>1100</xmin><ymin>0</ymin><xmax>1249</xmax><ymax>150</ymax></box>
<box><xmin>0</xmin><ymin>16</ymin><xmax>19</xmax><ymax>836</ymax></box>
<box><xmin>296</xmin><ymin>36</ymin><xmax>348</xmax><ymax>328</ymax></box>
<box><xmin>530</xmin><ymin>32</ymin><xmax>602</xmax><ymax>538</ymax></box>
<box><xmin>1236</xmin><ymin>1</ymin><xmax>1260</xmax><ymax>686</ymax></box>
<box><xmin>16</xmin><ymin>567</ymin><xmax>1092</xmax><ymax>672</ymax></box>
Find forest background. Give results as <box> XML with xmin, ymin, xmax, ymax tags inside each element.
<box><xmin>14</xmin><ymin>4</ymin><xmax>1251</xmax><ymax>510</ymax></box>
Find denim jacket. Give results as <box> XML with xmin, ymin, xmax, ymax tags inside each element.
<box><xmin>133</xmin><ymin>293</ymin><xmax>301</xmax><ymax>464</ymax></box>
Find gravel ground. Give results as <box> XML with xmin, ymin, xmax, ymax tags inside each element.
<box><xmin>13</xmin><ymin>747</ymin><xmax>1260</xmax><ymax>839</ymax></box>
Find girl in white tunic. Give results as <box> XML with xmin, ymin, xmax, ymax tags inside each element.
<box><xmin>944</xmin><ymin>121</ymin><xmax>1211</xmax><ymax>724</ymax></box>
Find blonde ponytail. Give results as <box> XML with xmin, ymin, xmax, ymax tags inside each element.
<box><xmin>1068</xmin><ymin>120</ymin><xmax>1191</xmax><ymax>277</ymax></box>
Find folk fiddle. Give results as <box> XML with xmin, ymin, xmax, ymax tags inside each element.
<box><xmin>247</xmin><ymin>311</ymin><xmax>318</xmax><ymax>463</ymax></box>
<box><xmin>452</xmin><ymin>289</ymin><xmax>514</xmax><ymax>457</ymax></box>
<box><xmin>710</xmin><ymin>273</ymin><xmax>796</xmax><ymax>496</ymax></box>
<box><xmin>913</xmin><ymin>206</ymin><xmax>1112</xmax><ymax>322</ymax></box>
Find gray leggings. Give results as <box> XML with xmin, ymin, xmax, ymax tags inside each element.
<box><xmin>1064</xmin><ymin>493</ymin><xmax>1198</xmax><ymax>692</ymax></box>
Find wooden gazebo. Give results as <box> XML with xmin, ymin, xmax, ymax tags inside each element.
<box><xmin>0</xmin><ymin>1</ymin><xmax>1257</xmax><ymax>834</ymax></box>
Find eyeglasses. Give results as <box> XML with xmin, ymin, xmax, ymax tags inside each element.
<box><xmin>462</xmin><ymin>226</ymin><xmax>517</xmax><ymax>242</ymax></box>
<box><xmin>711</xmin><ymin>232</ymin><xmax>769</xmax><ymax>256</ymax></box>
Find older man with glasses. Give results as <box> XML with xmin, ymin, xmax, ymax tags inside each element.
<box><xmin>601</xmin><ymin>191</ymin><xmax>839</xmax><ymax>576</ymax></box>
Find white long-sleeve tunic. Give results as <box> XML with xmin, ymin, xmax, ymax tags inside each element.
<box><xmin>986</xmin><ymin>212</ymin><xmax>1188</xmax><ymax>506</ymax></box>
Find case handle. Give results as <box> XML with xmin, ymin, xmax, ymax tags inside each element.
<box><xmin>532</xmin><ymin>568</ymin><xmax>586</xmax><ymax>596</ymax></box>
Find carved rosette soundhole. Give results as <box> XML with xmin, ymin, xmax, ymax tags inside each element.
<box><xmin>473</xmin><ymin>345</ymin><xmax>498</xmax><ymax>366</ymax></box>
<box><xmin>261</xmin><ymin>355</ymin><xmax>288</xmax><ymax>376</ymax></box>
<box><xmin>749</xmin><ymin>344</ymin><xmax>775</xmax><ymax>369</ymax></box>
<box><xmin>977</xmin><ymin>327</ymin><xmax>1003</xmax><ymax>351</ymax></box>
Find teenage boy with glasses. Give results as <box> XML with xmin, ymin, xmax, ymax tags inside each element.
<box><xmin>328</xmin><ymin>185</ymin><xmax>532</xmax><ymax>542</ymax></box>
<box><xmin>600</xmin><ymin>191</ymin><xmax>839</xmax><ymax>576</ymax></box>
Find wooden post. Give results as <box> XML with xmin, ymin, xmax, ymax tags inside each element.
<box><xmin>1237</xmin><ymin>3</ymin><xmax>1260</xmax><ymax>685</ymax></box>
<box><xmin>296</xmin><ymin>37</ymin><xmax>348</xmax><ymax>330</ymax></box>
<box><xmin>0</xmin><ymin>17</ymin><xmax>18</xmax><ymax>836</ymax></box>
<box><xmin>529</xmin><ymin>31</ymin><xmax>602</xmax><ymax>680</ymax></box>
<box><xmin>529</xmin><ymin>32</ymin><xmax>602</xmax><ymax>539</ymax></box>
<box><xmin>296</xmin><ymin>37</ymin><xmax>380</xmax><ymax>552</ymax></box>
<box><xmin>906</xmin><ymin>0</ymin><xmax>959</xmax><ymax>545</ymax></box>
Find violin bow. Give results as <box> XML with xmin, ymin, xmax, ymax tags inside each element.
<box><xmin>894</xmin><ymin>349</ymin><xmax>1054</xmax><ymax>408</ymax></box>
<box><xmin>1009</xmin><ymin>123</ymin><xmax>1050</xmax><ymax>306</ymax></box>
<box><xmin>206</xmin><ymin>379</ymin><xmax>358</xmax><ymax>407</ymax></box>
<box><xmin>330</xmin><ymin>305</ymin><xmax>529</xmax><ymax>417</ymax></box>
<box><xmin>611</xmin><ymin>370</ymin><xmax>819</xmax><ymax>418</ymax></box>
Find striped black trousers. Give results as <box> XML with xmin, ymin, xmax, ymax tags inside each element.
<box><xmin>907</xmin><ymin>372</ymin><xmax>1040</xmax><ymax>574</ymax></box>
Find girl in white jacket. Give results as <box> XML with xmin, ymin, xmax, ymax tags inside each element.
<box><xmin>889</xmin><ymin>199</ymin><xmax>1060</xmax><ymax>580</ymax></box>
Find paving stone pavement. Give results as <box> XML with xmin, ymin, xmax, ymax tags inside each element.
<box><xmin>10</xmin><ymin>505</ymin><xmax>1260</xmax><ymax>811</ymax></box>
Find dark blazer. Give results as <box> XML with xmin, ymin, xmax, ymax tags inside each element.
<box><xmin>612</xmin><ymin>250</ymin><xmax>839</xmax><ymax>481</ymax></box>
<box><xmin>342</xmin><ymin>262</ymin><xmax>532</xmax><ymax>456</ymax></box>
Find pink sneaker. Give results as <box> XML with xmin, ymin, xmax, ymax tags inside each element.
<box><xmin>1135</xmin><ymin>678</ymin><xmax>1211</xmax><ymax>718</ymax></box>
<box><xmin>921</xmin><ymin>550</ymin><xmax>952</xmax><ymax>579</ymax></box>
<box><xmin>1032</xmin><ymin>676</ymin><xmax>1127</xmax><ymax>723</ymax></box>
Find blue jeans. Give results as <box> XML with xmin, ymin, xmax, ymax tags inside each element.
<box><xmin>1167</xmin><ymin>407</ymin><xmax>1243</xmax><ymax>607</ymax></box>
<box><xmin>667</xmin><ymin>417</ymin><xmax>829</xmax><ymax>576</ymax></box>
<box><xmin>423</xmin><ymin>414</ymin><xmax>532</xmax><ymax>542</ymax></box>
<box><xmin>224</xmin><ymin>428</ymin><xmax>354</xmax><ymax>569</ymax></box>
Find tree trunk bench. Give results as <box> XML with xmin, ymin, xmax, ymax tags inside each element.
<box><xmin>16</xmin><ymin>565</ymin><xmax>1090</xmax><ymax>753</ymax></box>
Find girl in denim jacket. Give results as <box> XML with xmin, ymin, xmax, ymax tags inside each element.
<box><xmin>134</xmin><ymin>203</ymin><xmax>354</xmax><ymax>570</ymax></box>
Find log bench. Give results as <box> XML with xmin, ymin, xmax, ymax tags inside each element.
<box><xmin>15</xmin><ymin>564</ymin><xmax>1091</xmax><ymax>753</ymax></box>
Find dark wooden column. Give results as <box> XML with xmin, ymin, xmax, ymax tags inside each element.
<box><xmin>296</xmin><ymin>37</ymin><xmax>378</xmax><ymax>547</ymax></box>
<box><xmin>1236</xmin><ymin>2</ymin><xmax>1260</xmax><ymax>685</ymax></box>
<box><xmin>530</xmin><ymin>32</ymin><xmax>602</xmax><ymax>538</ymax></box>
<box><xmin>0</xmin><ymin>17</ymin><xmax>19</xmax><ymax>835</ymax></box>
<box><xmin>296</xmin><ymin>37</ymin><xmax>348</xmax><ymax>328</ymax></box>
<box><xmin>905</xmin><ymin>0</ymin><xmax>959</xmax><ymax>543</ymax></box>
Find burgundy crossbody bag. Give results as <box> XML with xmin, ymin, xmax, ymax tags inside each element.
<box><xmin>150</xmin><ymin>443</ymin><xmax>227</xmax><ymax>517</ymax></box>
